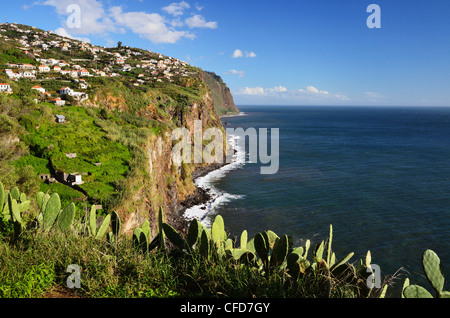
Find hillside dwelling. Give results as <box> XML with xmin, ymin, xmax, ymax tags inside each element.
<box><xmin>38</xmin><ymin>65</ymin><xmax>50</xmax><ymax>72</ymax></box>
<box><xmin>31</xmin><ymin>85</ymin><xmax>45</xmax><ymax>94</ymax></box>
<box><xmin>78</xmin><ymin>69</ymin><xmax>89</xmax><ymax>77</ymax></box>
<box><xmin>18</xmin><ymin>63</ymin><xmax>35</xmax><ymax>69</ymax></box>
<box><xmin>67</xmin><ymin>174</ymin><xmax>83</xmax><ymax>186</ymax></box>
<box><xmin>48</xmin><ymin>58</ymin><xmax>59</xmax><ymax>65</ymax></box>
<box><xmin>55</xmin><ymin>114</ymin><xmax>66</xmax><ymax>123</ymax></box>
<box><xmin>53</xmin><ymin>65</ymin><xmax>61</xmax><ymax>72</ymax></box>
<box><xmin>0</xmin><ymin>83</ymin><xmax>12</xmax><ymax>93</ymax></box>
<box><xmin>21</xmin><ymin>71</ymin><xmax>36</xmax><ymax>79</ymax></box>
<box><xmin>52</xmin><ymin>98</ymin><xmax>66</xmax><ymax>106</ymax></box>
<box><xmin>121</xmin><ymin>64</ymin><xmax>132</xmax><ymax>71</ymax></box>
<box><xmin>59</xmin><ymin>87</ymin><xmax>74</xmax><ymax>95</ymax></box>
<box><xmin>65</xmin><ymin>153</ymin><xmax>77</xmax><ymax>158</ymax></box>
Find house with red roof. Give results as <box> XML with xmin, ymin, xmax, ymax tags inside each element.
<box><xmin>0</xmin><ymin>83</ymin><xmax>12</xmax><ymax>93</ymax></box>
<box><xmin>31</xmin><ymin>85</ymin><xmax>45</xmax><ymax>94</ymax></box>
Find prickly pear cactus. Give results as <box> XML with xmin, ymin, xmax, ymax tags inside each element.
<box><xmin>43</xmin><ymin>193</ymin><xmax>61</xmax><ymax>231</ymax></box>
<box><xmin>96</xmin><ymin>214</ymin><xmax>110</xmax><ymax>239</ymax></box>
<box><xmin>187</xmin><ymin>218</ymin><xmax>203</xmax><ymax>248</ymax></box>
<box><xmin>54</xmin><ymin>202</ymin><xmax>76</xmax><ymax>232</ymax></box>
<box><xmin>254</xmin><ymin>232</ymin><xmax>269</xmax><ymax>263</ymax></box>
<box><xmin>211</xmin><ymin>214</ymin><xmax>225</xmax><ymax>247</ymax></box>
<box><xmin>158</xmin><ymin>207</ymin><xmax>165</xmax><ymax>251</ymax></box>
<box><xmin>89</xmin><ymin>205</ymin><xmax>97</xmax><ymax>236</ymax></box>
<box><xmin>422</xmin><ymin>249</ymin><xmax>445</xmax><ymax>294</ymax></box>
<box><xmin>110</xmin><ymin>211</ymin><xmax>121</xmax><ymax>237</ymax></box>
<box><xmin>162</xmin><ymin>222</ymin><xmax>186</xmax><ymax>249</ymax></box>
<box><xmin>271</xmin><ymin>234</ymin><xmax>289</xmax><ymax>267</ymax></box>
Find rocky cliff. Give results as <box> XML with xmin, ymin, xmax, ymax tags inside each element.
<box><xmin>201</xmin><ymin>71</ymin><xmax>240</xmax><ymax>116</ymax></box>
<box><xmin>0</xmin><ymin>22</ymin><xmax>238</xmax><ymax>237</ymax></box>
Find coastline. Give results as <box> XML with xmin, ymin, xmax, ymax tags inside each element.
<box><xmin>173</xmin><ymin>113</ymin><xmax>247</xmax><ymax>233</ymax></box>
<box><xmin>173</xmin><ymin>162</ymin><xmax>228</xmax><ymax>235</ymax></box>
<box><xmin>180</xmin><ymin>134</ymin><xmax>245</xmax><ymax>227</ymax></box>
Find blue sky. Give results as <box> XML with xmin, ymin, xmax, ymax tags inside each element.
<box><xmin>2</xmin><ymin>0</ymin><xmax>450</xmax><ymax>106</ymax></box>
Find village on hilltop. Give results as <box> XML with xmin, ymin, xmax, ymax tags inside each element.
<box><xmin>0</xmin><ymin>22</ymin><xmax>195</xmax><ymax>103</ymax></box>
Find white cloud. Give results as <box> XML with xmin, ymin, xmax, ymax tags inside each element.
<box><xmin>110</xmin><ymin>6</ymin><xmax>195</xmax><ymax>44</ymax></box>
<box><xmin>41</xmin><ymin>0</ymin><xmax>116</xmax><ymax>35</ymax></box>
<box><xmin>54</xmin><ymin>27</ymin><xmax>91</xmax><ymax>43</ymax></box>
<box><xmin>240</xmin><ymin>87</ymin><xmax>265</xmax><ymax>95</ymax></box>
<box><xmin>162</xmin><ymin>1</ymin><xmax>190</xmax><ymax>16</ymax></box>
<box><xmin>232</xmin><ymin>49</ymin><xmax>257</xmax><ymax>58</ymax></box>
<box><xmin>306</xmin><ymin>86</ymin><xmax>319</xmax><ymax>94</ymax></box>
<box><xmin>170</xmin><ymin>18</ymin><xmax>185</xmax><ymax>28</ymax></box>
<box><xmin>235</xmin><ymin>85</ymin><xmax>350</xmax><ymax>104</ymax></box>
<box><xmin>38</xmin><ymin>0</ymin><xmax>217</xmax><ymax>44</ymax></box>
<box><xmin>270</xmin><ymin>86</ymin><xmax>287</xmax><ymax>92</ymax></box>
<box><xmin>304</xmin><ymin>86</ymin><xmax>329</xmax><ymax>95</ymax></box>
<box><xmin>185</xmin><ymin>14</ymin><xmax>218</xmax><ymax>29</ymax></box>
<box><xmin>363</xmin><ymin>92</ymin><xmax>385</xmax><ymax>101</ymax></box>
<box><xmin>232</xmin><ymin>49</ymin><xmax>244</xmax><ymax>58</ymax></box>
<box><xmin>225</xmin><ymin>69</ymin><xmax>245</xmax><ymax>78</ymax></box>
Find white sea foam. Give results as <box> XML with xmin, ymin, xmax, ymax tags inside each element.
<box><xmin>182</xmin><ymin>134</ymin><xmax>245</xmax><ymax>227</ymax></box>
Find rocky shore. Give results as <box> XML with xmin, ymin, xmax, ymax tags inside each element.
<box><xmin>170</xmin><ymin>162</ymin><xmax>228</xmax><ymax>236</ymax></box>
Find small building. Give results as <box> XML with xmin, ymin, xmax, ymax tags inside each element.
<box><xmin>59</xmin><ymin>87</ymin><xmax>73</xmax><ymax>95</ymax></box>
<box><xmin>67</xmin><ymin>174</ymin><xmax>83</xmax><ymax>186</ymax></box>
<box><xmin>55</xmin><ymin>114</ymin><xmax>66</xmax><ymax>123</ymax></box>
<box><xmin>38</xmin><ymin>65</ymin><xmax>50</xmax><ymax>72</ymax></box>
<box><xmin>18</xmin><ymin>63</ymin><xmax>35</xmax><ymax>69</ymax></box>
<box><xmin>21</xmin><ymin>71</ymin><xmax>36</xmax><ymax>79</ymax></box>
<box><xmin>0</xmin><ymin>83</ymin><xmax>12</xmax><ymax>93</ymax></box>
<box><xmin>31</xmin><ymin>85</ymin><xmax>45</xmax><ymax>94</ymax></box>
<box><xmin>52</xmin><ymin>98</ymin><xmax>66</xmax><ymax>106</ymax></box>
<box><xmin>65</xmin><ymin>153</ymin><xmax>77</xmax><ymax>158</ymax></box>
<box><xmin>78</xmin><ymin>69</ymin><xmax>89</xmax><ymax>77</ymax></box>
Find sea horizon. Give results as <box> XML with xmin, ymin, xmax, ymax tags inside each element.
<box><xmin>185</xmin><ymin>104</ymin><xmax>450</xmax><ymax>297</ymax></box>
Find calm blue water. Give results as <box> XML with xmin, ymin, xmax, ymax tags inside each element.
<box><xmin>211</xmin><ymin>105</ymin><xmax>450</xmax><ymax>295</ymax></box>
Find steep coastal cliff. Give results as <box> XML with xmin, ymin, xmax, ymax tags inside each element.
<box><xmin>200</xmin><ymin>71</ymin><xmax>240</xmax><ymax>116</ymax></box>
<box><xmin>0</xmin><ymin>22</ymin><xmax>237</xmax><ymax>236</ymax></box>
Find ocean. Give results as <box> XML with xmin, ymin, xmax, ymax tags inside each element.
<box><xmin>183</xmin><ymin>105</ymin><xmax>450</xmax><ymax>295</ymax></box>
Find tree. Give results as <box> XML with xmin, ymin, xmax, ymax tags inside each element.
<box><xmin>118</xmin><ymin>41</ymin><xmax>122</xmax><ymax>48</ymax></box>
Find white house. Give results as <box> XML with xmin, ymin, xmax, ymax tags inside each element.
<box><xmin>31</xmin><ymin>85</ymin><xmax>45</xmax><ymax>94</ymax></box>
<box><xmin>121</xmin><ymin>64</ymin><xmax>132</xmax><ymax>72</ymax></box>
<box><xmin>55</xmin><ymin>114</ymin><xmax>66</xmax><ymax>122</ymax></box>
<box><xmin>18</xmin><ymin>63</ymin><xmax>35</xmax><ymax>69</ymax></box>
<box><xmin>0</xmin><ymin>83</ymin><xmax>12</xmax><ymax>93</ymax></box>
<box><xmin>38</xmin><ymin>65</ymin><xmax>50</xmax><ymax>72</ymax></box>
<box><xmin>59</xmin><ymin>87</ymin><xmax>74</xmax><ymax>95</ymax></box>
<box><xmin>78</xmin><ymin>69</ymin><xmax>89</xmax><ymax>77</ymax></box>
<box><xmin>20</xmin><ymin>71</ymin><xmax>36</xmax><ymax>79</ymax></box>
<box><xmin>52</xmin><ymin>98</ymin><xmax>66</xmax><ymax>106</ymax></box>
